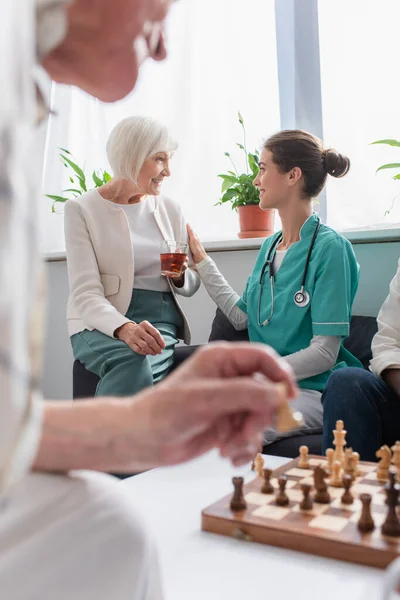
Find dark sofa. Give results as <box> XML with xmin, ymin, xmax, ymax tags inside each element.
<box><xmin>73</xmin><ymin>309</ymin><xmax>377</xmax><ymax>458</ymax></box>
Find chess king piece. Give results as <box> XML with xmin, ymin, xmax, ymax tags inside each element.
<box><xmin>261</xmin><ymin>469</ymin><xmax>274</xmax><ymax>494</ymax></box>
<box><xmin>276</xmin><ymin>475</ymin><xmax>289</xmax><ymax>506</ymax></box>
<box><xmin>314</xmin><ymin>465</ymin><xmax>330</xmax><ymax>503</ymax></box>
<box><xmin>376</xmin><ymin>445</ymin><xmax>392</xmax><ymax>483</ymax></box>
<box><xmin>358</xmin><ymin>494</ymin><xmax>375</xmax><ymax>534</ymax></box>
<box><xmin>330</xmin><ymin>460</ymin><xmax>344</xmax><ymax>488</ymax></box>
<box><xmin>254</xmin><ymin>453</ymin><xmax>264</xmax><ymax>477</ymax></box>
<box><xmin>382</xmin><ymin>469</ymin><xmax>400</xmax><ymax>537</ymax></box>
<box><xmin>341</xmin><ymin>474</ymin><xmax>354</xmax><ymax>505</ymax></box>
<box><xmin>391</xmin><ymin>441</ymin><xmax>400</xmax><ymax>483</ymax></box>
<box><xmin>333</xmin><ymin>420</ymin><xmax>347</xmax><ymax>465</ymax></box>
<box><xmin>298</xmin><ymin>445</ymin><xmax>310</xmax><ymax>469</ymax></box>
<box><xmin>300</xmin><ymin>483</ymin><xmax>313</xmax><ymax>511</ymax></box>
<box><xmin>344</xmin><ymin>448</ymin><xmax>356</xmax><ymax>482</ymax></box>
<box><xmin>230</xmin><ymin>477</ymin><xmax>247</xmax><ymax>512</ymax></box>
<box><xmin>325</xmin><ymin>448</ymin><xmax>335</xmax><ymax>474</ymax></box>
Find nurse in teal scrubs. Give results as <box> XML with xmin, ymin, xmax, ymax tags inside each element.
<box><xmin>188</xmin><ymin>129</ymin><xmax>362</xmax><ymax>442</ymax></box>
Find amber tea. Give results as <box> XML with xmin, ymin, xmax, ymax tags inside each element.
<box><xmin>160</xmin><ymin>241</ymin><xmax>188</xmax><ymax>277</ymax></box>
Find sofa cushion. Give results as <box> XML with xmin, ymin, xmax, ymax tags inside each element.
<box><xmin>209</xmin><ymin>308</ymin><xmax>377</xmax><ymax>368</ymax></box>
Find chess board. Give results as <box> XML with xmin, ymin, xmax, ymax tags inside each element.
<box><xmin>201</xmin><ymin>455</ymin><xmax>400</xmax><ymax>568</ymax></box>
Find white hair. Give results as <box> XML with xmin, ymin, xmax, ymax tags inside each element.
<box><xmin>106</xmin><ymin>116</ymin><xmax>178</xmax><ymax>183</ymax></box>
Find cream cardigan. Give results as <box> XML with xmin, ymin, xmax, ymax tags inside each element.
<box><xmin>64</xmin><ymin>190</ymin><xmax>200</xmax><ymax>344</ymax></box>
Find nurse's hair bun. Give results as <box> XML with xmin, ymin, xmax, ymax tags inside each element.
<box><xmin>323</xmin><ymin>148</ymin><xmax>350</xmax><ymax>178</ymax></box>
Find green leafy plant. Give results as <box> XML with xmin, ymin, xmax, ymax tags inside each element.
<box><xmin>371</xmin><ymin>138</ymin><xmax>400</xmax><ymax>215</ymax></box>
<box><xmin>45</xmin><ymin>148</ymin><xmax>112</xmax><ymax>212</ymax></box>
<box><xmin>216</xmin><ymin>112</ymin><xmax>260</xmax><ymax>211</ymax></box>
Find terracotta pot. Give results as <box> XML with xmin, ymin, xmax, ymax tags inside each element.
<box><xmin>237</xmin><ymin>205</ymin><xmax>275</xmax><ymax>239</ymax></box>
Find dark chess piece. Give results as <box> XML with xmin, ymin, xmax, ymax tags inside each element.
<box><xmin>358</xmin><ymin>494</ymin><xmax>375</xmax><ymax>534</ymax></box>
<box><xmin>382</xmin><ymin>469</ymin><xmax>400</xmax><ymax>537</ymax></box>
<box><xmin>276</xmin><ymin>475</ymin><xmax>289</xmax><ymax>506</ymax></box>
<box><xmin>341</xmin><ymin>474</ymin><xmax>354</xmax><ymax>505</ymax></box>
<box><xmin>300</xmin><ymin>483</ymin><xmax>313</xmax><ymax>511</ymax></box>
<box><xmin>230</xmin><ymin>477</ymin><xmax>247</xmax><ymax>512</ymax></box>
<box><xmin>261</xmin><ymin>469</ymin><xmax>274</xmax><ymax>494</ymax></box>
<box><xmin>314</xmin><ymin>465</ymin><xmax>330</xmax><ymax>503</ymax></box>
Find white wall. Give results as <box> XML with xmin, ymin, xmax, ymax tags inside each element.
<box><xmin>42</xmin><ymin>241</ymin><xmax>400</xmax><ymax>400</ymax></box>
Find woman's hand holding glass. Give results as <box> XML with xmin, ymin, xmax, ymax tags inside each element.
<box><xmin>187</xmin><ymin>224</ymin><xmax>207</xmax><ymax>264</ymax></box>
<box><xmin>116</xmin><ymin>321</ymin><xmax>166</xmax><ymax>356</ymax></box>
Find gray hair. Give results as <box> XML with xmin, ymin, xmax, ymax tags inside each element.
<box><xmin>106</xmin><ymin>116</ymin><xmax>178</xmax><ymax>183</ymax></box>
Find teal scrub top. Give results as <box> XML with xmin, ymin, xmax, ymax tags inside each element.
<box><xmin>236</xmin><ymin>213</ymin><xmax>362</xmax><ymax>392</ymax></box>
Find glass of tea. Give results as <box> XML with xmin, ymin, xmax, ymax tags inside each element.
<box><xmin>160</xmin><ymin>241</ymin><xmax>188</xmax><ymax>277</ymax></box>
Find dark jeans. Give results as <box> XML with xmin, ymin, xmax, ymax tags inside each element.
<box><xmin>322</xmin><ymin>368</ymin><xmax>400</xmax><ymax>462</ymax></box>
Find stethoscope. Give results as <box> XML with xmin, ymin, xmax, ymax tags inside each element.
<box><xmin>257</xmin><ymin>216</ymin><xmax>321</xmax><ymax>326</ymax></box>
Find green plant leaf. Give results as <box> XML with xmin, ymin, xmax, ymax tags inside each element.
<box><xmin>69</xmin><ymin>176</ymin><xmax>75</xmax><ymax>184</ymax></box>
<box><xmin>248</xmin><ymin>153</ymin><xmax>259</xmax><ymax>174</ymax></box>
<box><xmin>62</xmin><ymin>188</ymin><xmax>82</xmax><ymax>195</ymax></box>
<box><xmin>220</xmin><ymin>188</ymin><xmax>238</xmax><ymax>203</ymax></box>
<box><xmin>238</xmin><ymin>111</ymin><xmax>244</xmax><ymax>125</ymax></box>
<box><xmin>217</xmin><ymin>174</ymin><xmax>238</xmax><ymax>182</ymax></box>
<box><xmin>103</xmin><ymin>171</ymin><xmax>112</xmax><ymax>182</ymax></box>
<box><xmin>371</xmin><ymin>139</ymin><xmax>400</xmax><ymax>148</ymax></box>
<box><xmin>92</xmin><ymin>170</ymin><xmax>103</xmax><ymax>187</ymax></box>
<box><xmin>376</xmin><ymin>163</ymin><xmax>400</xmax><ymax>174</ymax></box>
<box><xmin>224</xmin><ymin>152</ymin><xmax>231</xmax><ymax>157</ymax></box>
<box><xmin>45</xmin><ymin>194</ymin><xmax>69</xmax><ymax>202</ymax></box>
<box><xmin>393</xmin><ymin>173</ymin><xmax>400</xmax><ymax>180</ymax></box>
<box><xmin>236</xmin><ymin>143</ymin><xmax>245</xmax><ymax>150</ymax></box>
<box><xmin>58</xmin><ymin>147</ymin><xmax>72</xmax><ymax>155</ymax></box>
<box><xmin>60</xmin><ymin>154</ymin><xmax>87</xmax><ymax>191</ymax></box>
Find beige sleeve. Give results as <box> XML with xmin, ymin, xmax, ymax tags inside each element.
<box><xmin>64</xmin><ymin>200</ymin><xmax>132</xmax><ymax>338</ymax></box>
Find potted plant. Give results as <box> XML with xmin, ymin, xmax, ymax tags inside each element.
<box><xmin>45</xmin><ymin>148</ymin><xmax>112</xmax><ymax>212</ymax></box>
<box><xmin>371</xmin><ymin>138</ymin><xmax>400</xmax><ymax>215</ymax></box>
<box><xmin>216</xmin><ymin>112</ymin><xmax>275</xmax><ymax>239</ymax></box>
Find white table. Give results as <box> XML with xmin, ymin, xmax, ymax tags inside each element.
<box><xmin>122</xmin><ymin>451</ymin><xmax>387</xmax><ymax>600</ymax></box>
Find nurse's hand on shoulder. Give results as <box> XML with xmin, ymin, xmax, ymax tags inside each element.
<box><xmin>128</xmin><ymin>342</ymin><xmax>298</xmax><ymax>469</ymax></box>
<box><xmin>187</xmin><ymin>224</ymin><xmax>207</xmax><ymax>264</ymax></box>
<box><xmin>115</xmin><ymin>321</ymin><xmax>166</xmax><ymax>356</ymax></box>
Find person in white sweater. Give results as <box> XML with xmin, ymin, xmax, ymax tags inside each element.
<box><xmin>0</xmin><ymin>2</ymin><xmax>298</xmax><ymax>599</ymax></box>
<box><xmin>322</xmin><ymin>259</ymin><xmax>400</xmax><ymax>461</ymax></box>
<box><xmin>65</xmin><ymin>116</ymin><xmax>201</xmax><ymax>396</ymax></box>
<box><xmin>188</xmin><ymin>129</ymin><xmax>363</xmax><ymax>444</ymax></box>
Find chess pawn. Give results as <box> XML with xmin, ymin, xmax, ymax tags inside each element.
<box><xmin>275</xmin><ymin>396</ymin><xmax>304</xmax><ymax>433</ymax></box>
<box><xmin>344</xmin><ymin>448</ymin><xmax>356</xmax><ymax>482</ymax></box>
<box><xmin>325</xmin><ymin>448</ymin><xmax>335</xmax><ymax>474</ymax></box>
<box><xmin>352</xmin><ymin>451</ymin><xmax>361</xmax><ymax>477</ymax></box>
<box><xmin>376</xmin><ymin>445</ymin><xmax>392</xmax><ymax>482</ymax></box>
<box><xmin>358</xmin><ymin>494</ymin><xmax>375</xmax><ymax>534</ymax></box>
<box><xmin>261</xmin><ymin>468</ymin><xmax>274</xmax><ymax>494</ymax></box>
<box><xmin>276</xmin><ymin>475</ymin><xmax>289</xmax><ymax>506</ymax></box>
<box><xmin>391</xmin><ymin>441</ymin><xmax>400</xmax><ymax>483</ymax></box>
<box><xmin>230</xmin><ymin>477</ymin><xmax>247</xmax><ymax>512</ymax></box>
<box><xmin>298</xmin><ymin>445</ymin><xmax>310</xmax><ymax>469</ymax></box>
<box><xmin>300</xmin><ymin>483</ymin><xmax>313</xmax><ymax>511</ymax></box>
<box><xmin>341</xmin><ymin>474</ymin><xmax>354</xmax><ymax>505</ymax></box>
<box><xmin>254</xmin><ymin>453</ymin><xmax>264</xmax><ymax>477</ymax></box>
<box><xmin>330</xmin><ymin>460</ymin><xmax>344</xmax><ymax>488</ymax></box>
<box><xmin>333</xmin><ymin>420</ymin><xmax>347</xmax><ymax>465</ymax></box>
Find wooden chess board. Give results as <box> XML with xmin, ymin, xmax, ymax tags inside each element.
<box><xmin>201</xmin><ymin>455</ymin><xmax>400</xmax><ymax>568</ymax></box>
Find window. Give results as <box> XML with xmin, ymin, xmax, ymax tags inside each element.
<box><xmin>318</xmin><ymin>0</ymin><xmax>400</xmax><ymax>231</ymax></box>
<box><xmin>42</xmin><ymin>0</ymin><xmax>280</xmax><ymax>253</ymax></box>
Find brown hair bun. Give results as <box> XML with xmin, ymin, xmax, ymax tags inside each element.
<box><xmin>323</xmin><ymin>149</ymin><xmax>350</xmax><ymax>178</ymax></box>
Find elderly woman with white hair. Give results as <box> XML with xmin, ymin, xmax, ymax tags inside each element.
<box><xmin>64</xmin><ymin>116</ymin><xmax>200</xmax><ymax>396</ymax></box>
